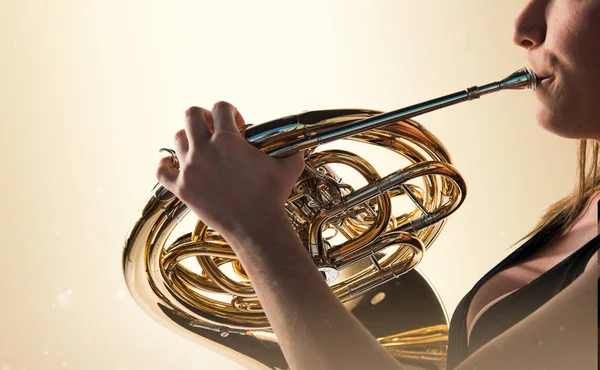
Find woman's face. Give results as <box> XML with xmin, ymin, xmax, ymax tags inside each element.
<box><xmin>514</xmin><ymin>0</ymin><xmax>600</xmax><ymax>140</ymax></box>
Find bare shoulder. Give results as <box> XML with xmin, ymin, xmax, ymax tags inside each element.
<box><xmin>455</xmin><ymin>252</ymin><xmax>598</xmax><ymax>370</ymax></box>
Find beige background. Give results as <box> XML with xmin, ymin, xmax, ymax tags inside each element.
<box><xmin>0</xmin><ymin>0</ymin><xmax>579</xmax><ymax>369</ymax></box>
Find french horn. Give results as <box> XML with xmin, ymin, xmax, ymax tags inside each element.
<box><xmin>122</xmin><ymin>68</ymin><xmax>537</xmax><ymax>370</ymax></box>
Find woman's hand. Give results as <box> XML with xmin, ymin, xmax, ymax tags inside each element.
<box><xmin>156</xmin><ymin>101</ymin><xmax>305</xmax><ymax>238</ymax></box>
<box><xmin>156</xmin><ymin>101</ymin><xmax>404</xmax><ymax>370</ymax></box>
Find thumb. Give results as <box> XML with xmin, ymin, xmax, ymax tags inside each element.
<box><xmin>277</xmin><ymin>151</ymin><xmax>306</xmax><ymax>184</ymax></box>
<box><xmin>156</xmin><ymin>155</ymin><xmax>180</xmax><ymax>191</ymax></box>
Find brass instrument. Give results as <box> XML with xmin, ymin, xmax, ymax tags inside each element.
<box><xmin>122</xmin><ymin>68</ymin><xmax>537</xmax><ymax>370</ymax></box>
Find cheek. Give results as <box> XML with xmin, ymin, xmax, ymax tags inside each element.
<box><xmin>568</xmin><ymin>4</ymin><xmax>600</xmax><ymax>65</ymax></box>
<box><xmin>544</xmin><ymin>4</ymin><xmax>600</xmax><ymax>137</ymax></box>
<box><xmin>547</xmin><ymin>1</ymin><xmax>600</xmax><ymax>68</ymax></box>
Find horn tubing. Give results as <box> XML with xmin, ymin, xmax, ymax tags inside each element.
<box><xmin>266</xmin><ymin>67</ymin><xmax>537</xmax><ymax>157</ymax></box>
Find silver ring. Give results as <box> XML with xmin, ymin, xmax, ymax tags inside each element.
<box><xmin>159</xmin><ymin>148</ymin><xmax>180</xmax><ymax>170</ymax></box>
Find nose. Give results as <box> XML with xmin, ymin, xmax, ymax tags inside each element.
<box><xmin>512</xmin><ymin>0</ymin><xmax>547</xmax><ymax>49</ymax></box>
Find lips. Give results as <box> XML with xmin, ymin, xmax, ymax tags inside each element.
<box><xmin>538</xmin><ymin>75</ymin><xmax>553</xmax><ymax>82</ymax></box>
<box><xmin>534</xmin><ymin>74</ymin><xmax>555</xmax><ymax>105</ymax></box>
<box><xmin>530</xmin><ymin>69</ymin><xmax>551</xmax><ymax>83</ymax></box>
<box><xmin>538</xmin><ymin>75</ymin><xmax>554</xmax><ymax>88</ymax></box>
<box><xmin>529</xmin><ymin>67</ymin><xmax>554</xmax><ymax>90</ymax></box>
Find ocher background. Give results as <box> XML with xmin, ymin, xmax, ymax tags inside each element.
<box><xmin>0</xmin><ymin>1</ymin><xmax>577</xmax><ymax>369</ymax></box>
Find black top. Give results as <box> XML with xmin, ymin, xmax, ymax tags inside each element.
<box><xmin>446</xmin><ymin>217</ymin><xmax>600</xmax><ymax>369</ymax></box>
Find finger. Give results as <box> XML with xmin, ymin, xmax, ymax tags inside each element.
<box><xmin>213</xmin><ymin>106</ymin><xmax>246</xmax><ymax>132</ymax></box>
<box><xmin>211</xmin><ymin>101</ymin><xmax>242</xmax><ymax>135</ymax></box>
<box><xmin>156</xmin><ymin>156</ymin><xmax>179</xmax><ymax>190</ymax></box>
<box><xmin>208</xmin><ymin>102</ymin><xmax>245</xmax><ymax>132</ymax></box>
<box><xmin>202</xmin><ymin>109</ymin><xmax>217</xmax><ymax>133</ymax></box>
<box><xmin>277</xmin><ymin>151</ymin><xmax>306</xmax><ymax>182</ymax></box>
<box><xmin>173</xmin><ymin>129</ymin><xmax>189</xmax><ymax>155</ymax></box>
<box><xmin>185</xmin><ymin>106</ymin><xmax>212</xmax><ymax>150</ymax></box>
<box><xmin>234</xmin><ymin>107</ymin><xmax>246</xmax><ymax>130</ymax></box>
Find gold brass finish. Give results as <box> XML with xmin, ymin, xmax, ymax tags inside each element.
<box><xmin>123</xmin><ymin>68</ymin><xmax>537</xmax><ymax>369</ymax></box>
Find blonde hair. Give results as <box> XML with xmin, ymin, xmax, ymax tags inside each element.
<box><xmin>510</xmin><ymin>139</ymin><xmax>600</xmax><ymax>248</ymax></box>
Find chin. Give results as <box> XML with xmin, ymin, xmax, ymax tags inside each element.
<box><xmin>535</xmin><ymin>108</ymin><xmax>579</xmax><ymax>139</ymax></box>
<box><xmin>536</xmin><ymin>109</ymin><xmax>596</xmax><ymax>140</ymax></box>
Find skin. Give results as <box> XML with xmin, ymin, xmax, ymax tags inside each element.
<box><xmin>155</xmin><ymin>0</ymin><xmax>600</xmax><ymax>368</ymax></box>
<box><xmin>519</xmin><ymin>0</ymin><xmax>600</xmax><ymax>139</ymax></box>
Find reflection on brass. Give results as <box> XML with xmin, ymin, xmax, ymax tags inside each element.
<box><xmin>378</xmin><ymin>324</ymin><xmax>449</xmax><ymax>369</ymax></box>
<box><xmin>122</xmin><ymin>68</ymin><xmax>537</xmax><ymax>370</ymax></box>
